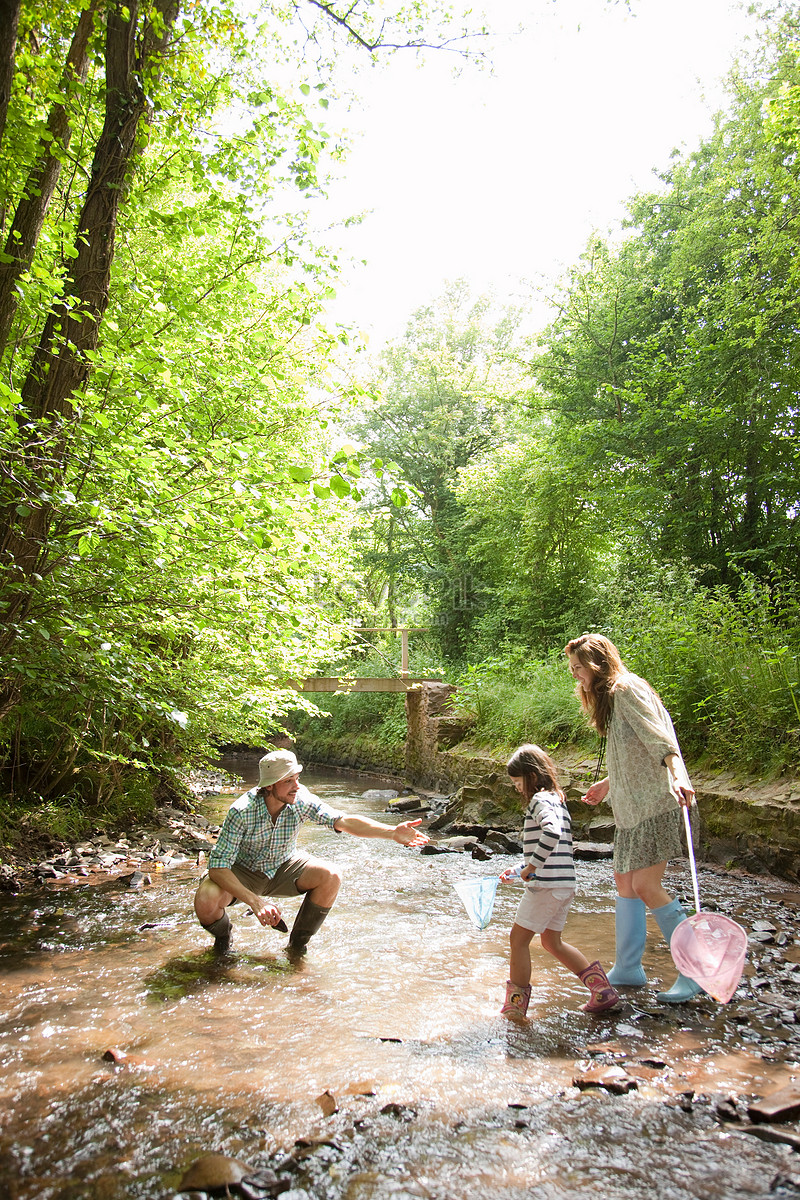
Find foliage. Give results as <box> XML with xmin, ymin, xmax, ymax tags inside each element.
<box><xmin>0</xmin><ymin>0</ymin><xmax>489</xmax><ymax>812</ymax></box>
<box><xmin>452</xmin><ymin>651</ymin><xmax>592</xmax><ymax>753</ymax></box>
<box><xmin>345</xmin><ymin>282</ymin><xmax>529</xmax><ymax>659</ymax></box>
<box><xmin>527</xmin><ymin>20</ymin><xmax>800</xmax><ymax>590</ymax></box>
<box><xmin>604</xmin><ymin>570</ymin><xmax>800</xmax><ymax>773</ymax></box>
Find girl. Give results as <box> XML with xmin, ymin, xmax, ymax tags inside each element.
<box><xmin>498</xmin><ymin>743</ymin><xmax>619</xmax><ymax>1020</ymax></box>
<box><xmin>565</xmin><ymin>633</ymin><xmax>699</xmax><ymax>1003</ymax></box>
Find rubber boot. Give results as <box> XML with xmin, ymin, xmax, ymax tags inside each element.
<box><xmin>578</xmin><ymin>961</ymin><xmax>620</xmax><ymax>1013</ymax></box>
<box><xmin>652</xmin><ymin>898</ymin><xmax>703</xmax><ymax>1002</ymax></box>
<box><xmin>288</xmin><ymin>895</ymin><xmax>331</xmax><ymax>955</ymax></box>
<box><xmin>201</xmin><ymin>912</ymin><xmax>231</xmax><ymax>952</ymax></box>
<box><xmin>607</xmin><ymin>897</ymin><xmax>648</xmax><ymax>987</ymax></box>
<box><xmin>500</xmin><ymin>980</ymin><xmax>531</xmax><ymax>1021</ymax></box>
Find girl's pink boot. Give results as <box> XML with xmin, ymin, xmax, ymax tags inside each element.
<box><xmin>578</xmin><ymin>961</ymin><xmax>620</xmax><ymax>1013</ymax></box>
<box><xmin>500</xmin><ymin>980</ymin><xmax>531</xmax><ymax>1020</ymax></box>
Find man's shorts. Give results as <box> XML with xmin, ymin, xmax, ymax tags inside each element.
<box><xmin>514</xmin><ymin>886</ymin><xmax>575</xmax><ymax>934</ymax></box>
<box><xmin>219</xmin><ymin>855</ymin><xmax>312</xmax><ymax>904</ymax></box>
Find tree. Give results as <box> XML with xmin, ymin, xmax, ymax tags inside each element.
<box><xmin>0</xmin><ymin>0</ymin><xmax>487</xmax><ymax>810</ymax></box>
<box><xmin>531</xmin><ymin>17</ymin><xmax>800</xmax><ymax>589</ymax></box>
<box><xmin>347</xmin><ymin>282</ymin><xmax>527</xmax><ymax>659</ymax></box>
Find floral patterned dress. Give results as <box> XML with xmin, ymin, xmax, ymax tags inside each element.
<box><xmin>606</xmin><ymin>673</ymin><xmax>686</xmax><ymax>873</ymax></box>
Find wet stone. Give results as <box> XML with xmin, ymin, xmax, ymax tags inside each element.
<box><xmin>743</xmin><ymin>1126</ymin><xmax>800</xmax><ymax>1152</ymax></box>
<box><xmin>362</xmin><ymin>788</ymin><xmax>399</xmax><ymax>802</ymax></box>
<box><xmin>770</xmin><ymin>1172</ymin><xmax>800</xmax><ymax>1194</ymax></box>
<box><xmin>316</xmin><ymin>1088</ymin><xmax>338</xmax><ymax>1116</ymax></box>
<box><xmin>573</xmin><ymin>841</ymin><xmax>614</xmax><ymax>860</ymax></box>
<box><xmin>179</xmin><ymin>1153</ymin><xmax>253</xmax><ymax>1191</ymax></box>
<box><xmin>437</xmin><ymin>836</ymin><xmax>479</xmax><ymax>852</ymax></box>
<box><xmin>380</xmin><ymin>1102</ymin><xmax>417</xmax><ymax>1120</ymax></box>
<box><xmin>387</xmin><ymin>796</ymin><xmax>427</xmax><ymax>812</ymax></box>
<box><xmin>749</xmin><ymin>1084</ymin><xmax>800</xmax><ymax>1123</ymax></box>
<box><xmin>572</xmin><ymin>1065</ymin><xmax>638</xmax><ymax>1095</ymax></box>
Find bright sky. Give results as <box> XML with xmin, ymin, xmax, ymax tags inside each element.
<box><xmin>314</xmin><ymin>0</ymin><xmax>755</xmax><ymax>348</ymax></box>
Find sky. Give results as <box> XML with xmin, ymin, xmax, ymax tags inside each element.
<box><xmin>310</xmin><ymin>0</ymin><xmax>757</xmax><ymax>349</ymax></box>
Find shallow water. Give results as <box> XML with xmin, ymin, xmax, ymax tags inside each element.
<box><xmin>0</xmin><ymin>764</ymin><xmax>798</xmax><ymax>1198</ymax></box>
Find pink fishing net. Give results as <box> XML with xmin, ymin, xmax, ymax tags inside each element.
<box><xmin>670</xmin><ymin>913</ymin><xmax>748</xmax><ymax>1003</ymax></box>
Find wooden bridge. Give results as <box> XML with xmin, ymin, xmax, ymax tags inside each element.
<box><xmin>288</xmin><ymin>626</ymin><xmax>443</xmax><ymax>694</ymax></box>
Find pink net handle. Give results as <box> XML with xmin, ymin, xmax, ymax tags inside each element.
<box><xmin>682</xmin><ymin>804</ymin><xmax>702</xmax><ymax>915</ymax></box>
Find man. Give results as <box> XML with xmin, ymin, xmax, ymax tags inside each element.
<box><xmin>194</xmin><ymin>748</ymin><xmax>429</xmax><ymax>954</ymax></box>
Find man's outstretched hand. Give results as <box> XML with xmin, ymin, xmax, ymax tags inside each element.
<box><xmin>393</xmin><ymin>818</ymin><xmax>429</xmax><ymax>848</ymax></box>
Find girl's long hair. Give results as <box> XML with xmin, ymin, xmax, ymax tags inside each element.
<box><xmin>564</xmin><ymin>633</ymin><xmax>626</xmax><ymax>735</ymax></box>
<box><xmin>507</xmin><ymin>743</ymin><xmax>564</xmax><ymax>802</ymax></box>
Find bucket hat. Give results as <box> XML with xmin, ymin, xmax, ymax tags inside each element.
<box><xmin>258</xmin><ymin>749</ymin><xmax>303</xmax><ymax>788</ymax></box>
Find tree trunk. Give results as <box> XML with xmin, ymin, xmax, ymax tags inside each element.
<box><xmin>0</xmin><ymin>0</ymin><xmax>179</xmax><ymax>626</ymax></box>
<box><xmin>0</xmin><ymin>0</ymin><xmax>100</xmax><ymax>356</ymax></box>
<box><xmin>0</xmin><ymin>0</ymin><xmax>21</xmax><ymax>160</ymax></box>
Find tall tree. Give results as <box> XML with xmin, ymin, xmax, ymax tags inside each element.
<box><xmin>348</xmin><ymin>282</ymin><xmax>526</xmax><ymax>657</ymax></box>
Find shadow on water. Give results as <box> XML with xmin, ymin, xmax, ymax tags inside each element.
<box><xmin>0</xmin><ymin>763</ymin><xmax>798</xmax><ymax>1198</ymax></box>
<box><xmin>142</xmin><ymin>947</ymin><xmax>301</xmax><ymax>1004</ymax></box>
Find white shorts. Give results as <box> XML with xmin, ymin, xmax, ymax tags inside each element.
<box><xmin>514</xmin><ymin>887</ymin><xmax>575</xmax><ymax>934</ymax></box>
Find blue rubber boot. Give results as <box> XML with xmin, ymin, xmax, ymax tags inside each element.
<box><xmin>652</xmin><ymin>898</ymin><xmax>703</xmax><ymax>1002</ymax></box>
<box><xmin>607</xmin><ymin>897</ymin><xmax>648</xmax><ymax>987</ymax></box>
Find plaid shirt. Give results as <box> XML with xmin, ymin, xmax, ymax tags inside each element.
<box><xmin>209</xmin><ymin>784</ymin><xmax>344</xmax><ymax>875</ymax></box>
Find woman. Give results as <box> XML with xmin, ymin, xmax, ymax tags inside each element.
<box><xmin>564</xmin><ymin>633</ymin><xmax>700</xmax><ymax>1003</ymax></box>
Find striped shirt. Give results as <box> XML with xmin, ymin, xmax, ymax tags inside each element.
<box><xmin>209</xmin><ymin>784</ymin><xmax>344</xmax><ymax>875</ymax></box>
<box><xmin>522</xmin><ymin>788</ymin><xmax>576</xmax><ymax>888</ymax></box>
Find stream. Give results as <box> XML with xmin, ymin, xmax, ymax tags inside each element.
<box><xmin>1</xmin><ymin>762</ymin><xmax>799</xmax><ymax>1199</ymax></box>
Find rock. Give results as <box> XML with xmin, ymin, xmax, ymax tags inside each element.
<box><xmin>485</xmin><ymin>830</ymin><xmax>522</xmax><ymax>854</ymax></box>
<box><xmin>102</xmin><ymin>1047</ymin><xmax>129</xmax><ymax>1063</ymax></box>
<box><xmin>749</xmin><ymin>1084</ymin><xmax>800</xmax><ymax>1123</ymax></box>
<box><xmin>438</xmin><ymin>836</ymin><xmax>479</xmax><ymax>852</ymax></box>
<box><xmin>572</xmin><ymin>1065</ymin><xmax>638</xmax><ymax>1095</ymax></box>
<box><xmin>36</xmin><ymin>863</ymin><xmax>65</xmax><ymax>879</ymax></box>
<box><xmin>179</xmin><ymin>1153</ymin><xmax>253</xmax><ymax>1191</ymax></box>
<box><xmin>742</xmin><ymin>1125</ymin><xmax>800</xmax><ymax>1152</ymax></box>
<box><xmin>380</xmin><ymin>1102</ymin><xmax>417</xmax><ymax>1120</ymax></box>
<box><xmin>419</xmin><ymin>843</ymin><xmax>453</xmax><ymax>854</ymax></box>
<box><xmin>573</xmin><ymin>841</ymin><xmax>614</xmax><ymax>860</ymax></box>
<box><xmin>585</xmin><ymin>817</ymin><xmax>616</xmax><ymax>841</ymax></box>
<box><xmin>585</xmin><ymin>1041</ymin><xmax>627</xmax><ymax>1058</ymax></box>
<box><xmin>123</xmin><ymin>871</ymin><xmax>152</xmax><ymax>889</ymax></box>
<box><xmin>316</xmin><ymin>1089</ymin><xmax>338</xmax><ymax>1116</ymax></box>
<box><xmin>471</xmin><ymin>843</ymin><xmax>493</xmax><ymax>861</ymax></box>
<box><xmin>387</xmin><ymin>796</ymin><xmax>427</xmax><ymax>812</ymax></box>
<box><xmin>715</xmin><ymin>1098</ymin><xmax>741</xmax><ymax>1122</ymax></box>
<box><xmin>446</xmin><ymin>823</ymin><xmax>489</xmax><ymax>841</ymax></box>
<box><xmin>770</xmin><ymin>1173</ymin><xmax>800</xmax><ymax>1194</ymax></box>
<box><xmin>343</xmin><ymin>1079</ymin><xmax>377</xmax><ymax>1096</ymax></box>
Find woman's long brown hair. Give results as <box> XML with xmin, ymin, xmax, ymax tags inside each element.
<box><xmin>507</xmin><ymin>743</ymin><xmax>565</xmax><ymax>802</ymax></box>
<box><xmin>564</xmin><ymin>633</ymin><xmax>626</xmax><ymax>735</ymax></box>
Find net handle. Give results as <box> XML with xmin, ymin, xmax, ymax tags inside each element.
<box><xmin>682</xmin><ymin>804</ymin><xmax>702</xmax><ymax>915</ymax></box>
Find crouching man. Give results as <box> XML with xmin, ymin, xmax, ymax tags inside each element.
<box><xmin>194</xmin><ymin>749</ymin><xmax>428</xmax><ymax>954</ymax></box>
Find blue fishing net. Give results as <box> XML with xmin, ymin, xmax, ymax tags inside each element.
<box><xmin>453</xmin><ymin>876</ymin><xmax>499</xmax><ymax>930</ymax></box>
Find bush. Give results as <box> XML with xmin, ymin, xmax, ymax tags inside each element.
<box><xmin>454</xmin><ymin>652</ymin><xmax>592</xmax><ymax>753</ymax></box>
<box><xmin>605</xmin><ymin>571</ymin><xmax>800</xmax><ymax>773</ymax></box>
